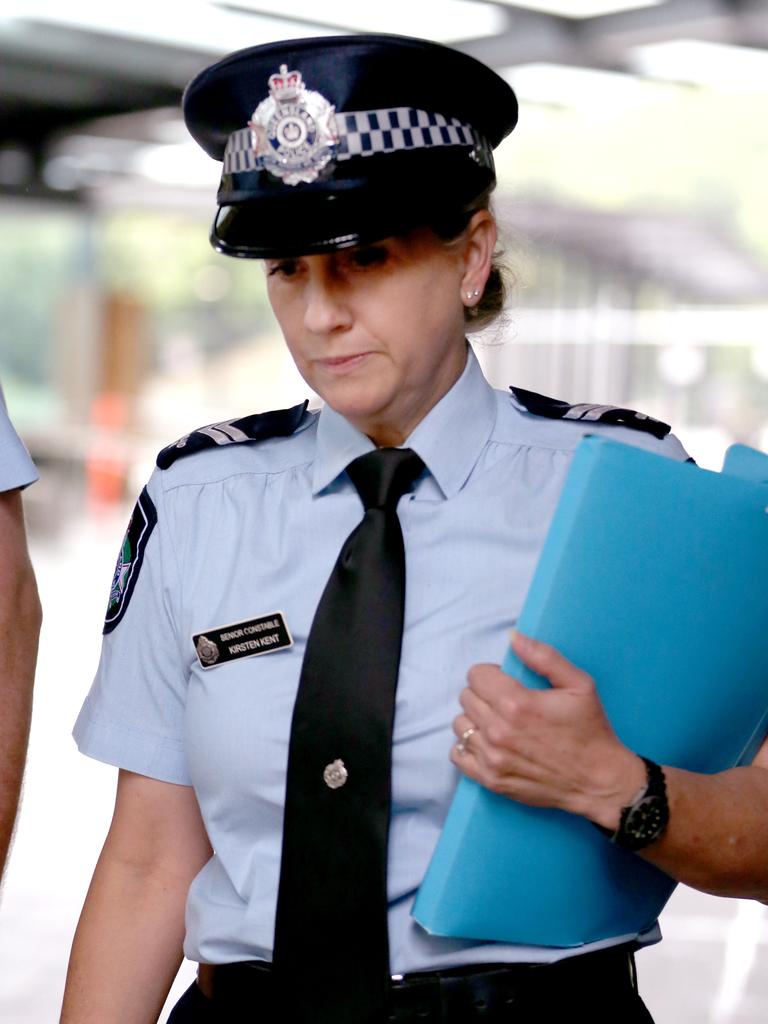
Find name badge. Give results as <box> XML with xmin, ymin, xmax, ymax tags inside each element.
<box><xmin>193</xmin><ymin>611</ymin><xmax>293</xmax><ymax>669</ymax></box>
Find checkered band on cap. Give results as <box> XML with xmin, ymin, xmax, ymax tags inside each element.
<box><xmin>223</xmin><ymin>106</ymin><xmax>481</xmax><ymax>174</ymax></box>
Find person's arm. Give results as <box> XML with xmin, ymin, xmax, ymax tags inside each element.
<box><xmin>452</xmin><ymin>631</ymin><xmax>768</xmax><ymax>902</ymax></box>
<box><xmin>0</xmin><ymin>488</ymin><xmax>42</xmax><ymax>879</ymax></box>
<box><xmin>61</xmin><ymin>769</ymin><xmax>213</xmax><ymax>1024</ymax></box>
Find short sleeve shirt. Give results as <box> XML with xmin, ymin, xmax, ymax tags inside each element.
<box><xmin>74</xmin><ymin>348</ymin><xmax>688</xmax><ymax>972</ymax></box>
<box><xmin>0</xmin><ymin>384</ymin><xmax>38</xmax><ymax>492</ymax></box>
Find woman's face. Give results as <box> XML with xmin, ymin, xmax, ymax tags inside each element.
<box><xmin>265</xmin><ymin>215</ymin><xmax>494</xmax><ymax>446</ymax></box>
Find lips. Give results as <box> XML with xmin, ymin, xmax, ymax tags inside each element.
<box><xmin>316</xmin><ymin>353</ymin><xmax>371</xmax><ymax>371</ymax></box>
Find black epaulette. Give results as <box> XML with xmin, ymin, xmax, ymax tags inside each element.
<box><xmin>156</xmin><ymin>401</ymin><xmax>309</xmax><ymax>469</ymax></box>
<box><xmin>509</xmin><ymin>387</ymin><xmax>670</xmax><ymax>440</ymax></box>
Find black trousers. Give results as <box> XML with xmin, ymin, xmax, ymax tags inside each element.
<box><xmin>166</xmin><ymin>954</ymin><xmax>656</xmax><ymax>1023</ymax></box>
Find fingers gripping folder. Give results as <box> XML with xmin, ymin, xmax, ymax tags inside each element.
<box><xmin>413</xmin><ymin>438</ymin><xmax>768</xmax><ymax>947</ymax></box>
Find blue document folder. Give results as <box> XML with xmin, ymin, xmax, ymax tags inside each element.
<box><xmin>413</xmin><ymin>438</ymin><xmax>768</xmax><ymax>946</ymax></box>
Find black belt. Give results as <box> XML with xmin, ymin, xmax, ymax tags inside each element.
<box><xmin>196</xmin><ymin>943</ymin><xmax>642</xmax><ymax>1022</ymax></box>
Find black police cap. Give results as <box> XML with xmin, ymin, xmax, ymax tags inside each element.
<box><xmin>183</xmin><ymin>34</ymin><xmax>518</xmax><ymax>258</ymax></box>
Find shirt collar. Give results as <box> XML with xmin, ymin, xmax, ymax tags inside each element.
<box><xmin>313</xmin><ymin>404</ymin><xmax>377</xmax><ymax>495</ymax></box>
<box><xmin>312</xmin><ymin>345</ymin><xmax>497</xmax><ymax>498</ymax></box>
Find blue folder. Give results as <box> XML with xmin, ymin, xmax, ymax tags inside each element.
<box><xmin>413</xmin><ymin>438</ymin><xmax>768</xmax><ymax>947</ymax></box>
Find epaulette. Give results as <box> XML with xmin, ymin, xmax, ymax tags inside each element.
<box><xmin>509</xmin><ymin>387</ymin><xmax>670</xmax><ymax>440</ymax></box>
<box><xmin>156</xmin><ymin>401</ymin><xmax>309</xmax><ymax>469</ymax></box>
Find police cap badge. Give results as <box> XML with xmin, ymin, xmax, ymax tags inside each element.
<box><xmin>183</xmin><ymin>34</ymin><xmax>517</xmax><ymax>258</ymax></box>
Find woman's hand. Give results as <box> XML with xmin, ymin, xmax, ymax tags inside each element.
<box><xmin>451</xmin><ymin>631</ymin><xmax>768</xmax><ymax>900</ymax></box>
<box><xmin>451</xmin><ymin>631</ymin><xmax>645</xmax><ymax>829</ymax></box>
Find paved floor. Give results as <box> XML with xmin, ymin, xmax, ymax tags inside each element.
<box><xmin>1</xmin><ymin>512</ymin><xmax>766</xmax><ymax>1022</ymax></box>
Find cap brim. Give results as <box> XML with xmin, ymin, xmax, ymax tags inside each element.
<box><xmin>213</xmin><ymin>199</ymin><xmax>426</xmax><ymax>258</ymax></box>
<box><xmin>211</xmin><ymin>150</ymin><xmax>494</xmax><ymax>258</ymax></box>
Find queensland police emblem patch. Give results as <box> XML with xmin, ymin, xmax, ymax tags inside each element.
<box><xmin>249</xmin><ymin>64</ymin><xmax>338</xmax><ymax>185</ymax></box>
<box><xmin>103</xmin><ymin>486</ymin><xmax>158</xmax><ymax>635</ymax></box>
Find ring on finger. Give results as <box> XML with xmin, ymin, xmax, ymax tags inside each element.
<box><xmin>456</xmin><ymin>725</ymin><xmax>477</xmax><ymax>756</ymax></box>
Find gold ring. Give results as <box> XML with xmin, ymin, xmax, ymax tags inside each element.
<box><xmin>456</xmin><ymin>726</ymin><xmax>477</xmax><ymax>756</ymax></box>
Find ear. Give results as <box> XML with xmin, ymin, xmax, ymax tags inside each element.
<box><xmin>460</xmin><ymin>210</ymin><xmax>497</xmax><ymax>308</ymax></box>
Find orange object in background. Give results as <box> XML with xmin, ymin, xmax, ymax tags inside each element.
<box><xmin>86</xmin><ymin>391</ymin><xmax>128</xmax><ymax>509</ymax></box>
<box><xmin>85</xmin><ymin>294</ymin><xmax>147</xmax><ymax>511</ymax></box>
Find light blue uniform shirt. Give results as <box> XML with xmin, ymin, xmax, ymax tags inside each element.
<box><xmin>0</xmin><ymin>384</ymin><xmax>38</xmax><ymax>491</ymax></box>
<box><xmin>74</xmin><ymin>348</ymin><xmax>687</xmax><ymax>972</ymax></box>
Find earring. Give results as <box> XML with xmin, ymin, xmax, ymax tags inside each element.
<box><xmin>465</xmin><ymin>289</ymin><xmax>481</xmax><ymax>301</ymax></box>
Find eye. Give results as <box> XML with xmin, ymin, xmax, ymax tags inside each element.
<box><xmin>349</xmin><ymin>246</ymin><xmax>388</xmax><ymax>269</ymax></box>
<box><xmin>266</xmin><ymin>259</ymin><xmax>300</xmax><ymax>278</ymax></box>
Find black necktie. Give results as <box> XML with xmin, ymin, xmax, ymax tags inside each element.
<box><xmin>273</xmin><ymin>447</ymin><xmax>425</xmax><ymax>1024</ymax></box>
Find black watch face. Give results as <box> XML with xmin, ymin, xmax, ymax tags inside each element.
<box><xmin>623</xmin><ymin>796</ymin><xmax>669</xmax><ymax>844</ymax></box>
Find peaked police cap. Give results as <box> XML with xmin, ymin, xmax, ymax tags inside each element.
<box><xmin>183</xmin><ymin>34</ymin><xmax>518</xmax><ymax>258</ymax></box>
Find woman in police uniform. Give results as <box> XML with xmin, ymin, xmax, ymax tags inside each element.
<box><xmin>62</xmin><ymin>34</ymin><xmax>768</xmax><ymax>1024</ymax></box>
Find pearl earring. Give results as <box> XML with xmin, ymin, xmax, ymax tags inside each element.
<box><xmin>466</xmin><ymin>289</ymin><xmax>480</xmax><ymax>301</ymax></box>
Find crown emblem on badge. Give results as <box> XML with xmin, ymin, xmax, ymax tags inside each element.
<box><xmin>268</xmin><ymin>64</ymin><xmax>303</xmax><ymax>104</ymax></box>
<box><xmin>248</xmin><ymin>63</ymin><xmax>338</xmax><ymax>186</ymax></box>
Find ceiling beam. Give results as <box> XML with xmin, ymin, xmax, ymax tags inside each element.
<box><xmin>456</xmin><ymin>0</ymin><xmax>768</xmax><ymax>70</ymax></box>
<box><xmin>0</xmin><ymin>22</ymin><xmax>216</xmax><ymax>90</ymax></box>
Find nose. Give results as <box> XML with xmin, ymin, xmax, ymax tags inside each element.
<box><xmin>303</xmin><ymin>267</ymin><xmax>353</xmax><ymax>335</ymax></box>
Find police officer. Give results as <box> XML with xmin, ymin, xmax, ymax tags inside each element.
<box><xmin>62</xmin><ymin>34</ymin><xmax>768</xmax><ymax>1024</ymax></box>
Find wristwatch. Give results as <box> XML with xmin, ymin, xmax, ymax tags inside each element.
<box><xmin>595</xmin><ymin>756</ymin><xmax>669</xmax><ymax>851</ymax></box>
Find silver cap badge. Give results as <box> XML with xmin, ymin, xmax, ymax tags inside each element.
<box><xmin>249</xmin><ymin>64</ymin><xmax>338</xmax><ymax>186</ymax></box>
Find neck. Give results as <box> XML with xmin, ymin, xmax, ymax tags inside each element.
<box><xmin>363</xmin><ymin>342</ymin><xmax>469</xmax><ymax>448</ymax></box>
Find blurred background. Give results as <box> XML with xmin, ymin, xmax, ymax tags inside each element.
<box><xmin>0</xmin><ymin>1</ymin><xmax>766</xmax><ymax>1020</ymax></box>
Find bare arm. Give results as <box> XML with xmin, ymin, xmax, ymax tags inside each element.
<box><xmin>61</xmin><ymin>769</ymin><xmax>213</xmax><ymax>1024</ymax></box>
<box><xmin>453</xmin><ymin>631</ymin><xmax>768</xmax><ymax>902</ymax></box>
<box><xmin>633</xmin><ymin>743</ymin><xmax>768</xmax><ymax>900</ymax></box>
<box><xmin>0</xmin><ymin>488</ymin><xmax>42</xmax><ymax>879</ymax></box>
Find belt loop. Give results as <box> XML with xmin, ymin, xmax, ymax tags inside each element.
<box><xmin>440</xmin><ymin>968</ymin><xmax>506</xmax><ymax>1024</ymax></box>
<box><xmin>439</xmin><ymin>971</ymin><xmax>460</xmax><ymax>1024</ymax></box>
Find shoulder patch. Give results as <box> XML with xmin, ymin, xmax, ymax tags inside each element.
<box><xmin>509</xmin><ymin>387</ymin><xmax>670</xmax><ymax>440</ymax></box>
<box><xmin>103</xmin><ymin>486</ymin><xmax>157</xmax><ymax>635</ymax></box>
<box><xmin>156</xmin><ymin>401</ymin><xmax>309</xmax><ymax>470</ymax></box>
